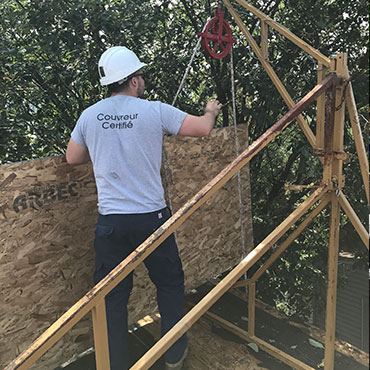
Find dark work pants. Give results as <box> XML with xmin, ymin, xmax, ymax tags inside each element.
<box><xmin>93</xmin><ymin>207</ymin><xmax>187</xmax><ymax>370</ymax></box>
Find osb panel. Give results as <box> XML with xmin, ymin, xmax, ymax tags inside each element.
<box><xmin>0</xmin><ymin>156</ymin><xmax>97</xmax><ymax>369</ymax></box>
<box><xmin>164</xmin><ymin>124</ymin><xmax>254</xmax><ymax>291</ymax></box>
<box><xmin>0</xmin><ymin>124</ymin><xmax>253</xmax><ymax>369</ymax></box>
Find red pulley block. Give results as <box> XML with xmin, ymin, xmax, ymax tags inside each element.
<box><xmin>197</xmin><ymin>5</ymin><xmax>236</xmax><ymax>59</ymax></box>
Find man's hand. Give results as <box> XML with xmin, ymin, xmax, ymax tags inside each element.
<box><xmin>178</xmin><ymin>100</ymin><xmax>223</xmax><ymax>137</ymax></box>
<box><xmin>204</xmin><ymin>100</ymin><xmax>222</xmax><ymax>118</ymax></box>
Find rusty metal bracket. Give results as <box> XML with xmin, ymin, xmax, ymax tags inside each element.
<box><xmin>335</xmin><ymin>78</ymin><xmax>351</xmax><ymax>111</ymax></box>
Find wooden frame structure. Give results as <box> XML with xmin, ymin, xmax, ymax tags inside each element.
<box><xmin>5</xmin><ymin>2</ymin><xmax>368</xmax><ymax>370</ymax></box>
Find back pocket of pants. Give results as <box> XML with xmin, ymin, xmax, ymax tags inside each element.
<box><xmin>95</xmin><ymin>224</ymin><xmax>114</xmax><ymax>238</ymax></box>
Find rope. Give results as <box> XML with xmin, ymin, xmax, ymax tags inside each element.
<box><xmin>163</xmin><ymin>25</ymin><xmax>206</xmax><ymax>226</ymax></box>
<box><xmin>172</xmin><ymin>18</ymin><xmax>211</xmax><ymax>107</ymax></box>
<box><xmin>230</xmin><ymin>47</ymin><xmax>248</xmax><ymax>285</ymax></box>
<box><xmin>165</xmin><ymin>21</ymin><xmax>248</xmax><ymax>278</ymax></box>
<box><xmin>172</xmin><ymin>35</ymin><xmax>203</xmax><ymax>106</ymax></box>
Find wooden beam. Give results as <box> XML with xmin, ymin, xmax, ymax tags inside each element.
<box><xmin>345</xmin><ymin>81</ymin><xmax>369</xmax><ymax>202</ymax></box>
<box><xmin>338</xmin><ymin>191</ymin><xmax>369</xmax><ymax>249</ymax></box>
<box><xmin>4</xmin><ymin>75</ymin><xmax>338</xmax><ymax>370</ymax></box>
<box><xmin>324</xmin><ymin>194</ymin><xmax>341</xmax><ymax>370</ymax></box>
<box><xmin>222</xmin><ymin>0</ymin><xmax>318</xmax><ymax>149</ymax></box>
<box><xmin>248</xmin><ymin>282</ymin><xmax>256</xmax><ymax>336</ymax></box>
<box><xmin>192</xmin><ymin>308</ymin><xmax>317</xmax><ymax>370</ymax></box>
<box><xmin>249</xmin><ymin>194</ymin><xmax>331</xmax><ymax>282</ymax></box>
<box><xmin>130</xmin><ymin>186</ymin><xmax>328</xmax><ymax>370</ymax></box>
<box><xmin>232</xmin><ymin>279</ymin><xmax>251</xmax><ymax>288</ymax></box>
<box><xmin>332</xmin><ymin>54</ymin><xmax>347</xmax><ymax>187</ymax></box>
<box><xmin>233</xmin><ymin>194</ymin><xmax>330</xmax><ymax>287</ymax></box>
<box><xmin>261</xmin><ymin>20</ymin><xmax>268</xmax><ymax>61</ymax></box>
<box><xmin>322</xmin><ymin>83</ymin><xmax>336</xmax><ymax>184</ymax></box>
<box><xmin>229</xmin><ymin>0</ymin><xmax>331</xmax><ymax>67</ymax></box>
<box><xmin>92</xmin><ymin>299</ymin><xmax>111</xmax><ymax>370</ymax></box>
<box><xmin>316</xmin><ymin>63</ymin><xmax>326</xmax><ymax>151</ymax></box>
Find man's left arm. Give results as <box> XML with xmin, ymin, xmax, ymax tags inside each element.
<box><xmin>66</xmin><ymin>138</ymin><xmax>90</xmax><ymax>165</ymax></box>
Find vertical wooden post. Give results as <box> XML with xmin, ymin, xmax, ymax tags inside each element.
<box><xmin>322</xmin><ymin>84</ymin><xmax>336</xmax><ymax>184</ymax></box>
<box><xmin>261</xmin><ymin>20</ymin><xmax>268</xmax><ymax>61</ymax></box>
<box><xmin>323</xmin><ymin>54</ymin><xmax>346</xmax><ymax>370</ymax></box>
<box><xmin>324</xmin><ymin>194</ymin><xmax>341</xmax><ymax>370</ymax></box>
<box><xmin>316</xmin><ymin>62</ymin><xmax>326</xmax><ymax>151</ymax></box>
<box><xmin>332</xmin><ymin>54</ymin><xmax>347</xmax><ymax>187</ymax></box>
<box><xmin>92</xmin><ymin>299</ymin><xmax>111</xmax><ymax>370</ymax></box>
<box><xmin>248</xmin><ymin>282</ymin><xmax>256</xmax><ymax>336</ymax></box>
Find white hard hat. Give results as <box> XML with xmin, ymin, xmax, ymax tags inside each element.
<box><xmin>98</xmin><ymin>46</ymin><xmax>147</xmax><ymax>86</ymax></box>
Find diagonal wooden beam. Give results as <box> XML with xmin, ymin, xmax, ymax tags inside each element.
<box><xmin>131</xmin><ymin>186</ymin><xmax>328</xmax><ymax>370</ymax></box>
<box><xmin>4</xmin><ymin>74</ymin><xmax>339</xmax><ymax>370</ymax></box>
<box><xmin>337</xmin><ymin>191</ymin><xmax>369</xmax><ymax>249</ymax></box>
<box><xmin>233</xmin><ymin>193</ymin><xmax>331</xmax><ymax>289</ymax></box>
<box><xmin>222</xmin><ymin>0</ymin><xmax>318</xmax><ymax>149</ymax></box>
<box><xmin>344</xmin><ymin>81</ymin><xmax>369</xmax><ymax>202</ymax></box>
<box><xmin>230</xmin><ymin>0</ymin><xmax>331</xmax><ymax>66</ymax></box>
<box><xmin>198</xmin><ymin>308</ymin><xmax>317</xmax><ymax>370</ymax></box>
<box><xmin>250</xmin><ymin>193</ymin><xmax>331</xmax><ymax>283</ymax></box>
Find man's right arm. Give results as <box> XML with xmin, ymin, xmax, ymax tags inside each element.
<box><xmin>178</xmin><ymin>100</ymin><xmax>222</xmax><ymax>137</ymax></box>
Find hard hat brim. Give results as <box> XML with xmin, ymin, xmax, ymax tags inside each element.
<box><xmin>99</xmin><ymin>62</ymin><xmax>147</xmax><ymax>86</ymax></box>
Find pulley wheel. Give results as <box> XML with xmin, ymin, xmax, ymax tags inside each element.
<box><xmin>198</xmin><ymin>8</ymin><xmax>236</xmax><ymax>59</ymax></box>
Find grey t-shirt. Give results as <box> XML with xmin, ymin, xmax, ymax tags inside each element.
<box><xmin>71</xmin><ymin>95</ymin><xmax>186</xmax><ymax>214</ymax></box>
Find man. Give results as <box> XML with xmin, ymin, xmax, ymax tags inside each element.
<box><xmin>66</xmin><ymin>46</ymin><xmax>222</xmax><ymax>370</ymax></box>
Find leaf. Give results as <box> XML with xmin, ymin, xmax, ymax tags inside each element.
<box><xmin>247</xmin><ymin>342</ymin><xmax>259</xmax><ymax>353</ymax></box>
<box><xmin>309</xmin><ymin>338</ymin><xmax>325</xmax><ymax>349</ymax></box>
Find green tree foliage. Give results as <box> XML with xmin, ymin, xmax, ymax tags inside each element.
<box><xmin>1</xmin><ymin>0</ymin><xmax>368</xmax><ymax>318</ymax></box>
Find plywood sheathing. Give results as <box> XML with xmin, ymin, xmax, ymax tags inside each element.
<box><xmin>163</xmin><ymin>124</ymin><xmax>254</xmax><ymax>291</ymax></box>
<box><xmin>0</xmin><ymin>156</ymin><xmax>97</xmax><ymax>369</ymax></box>
<box><xmin>0</xmin><ymin>124</ymin><xmax>253</xmax><ymax>369</ymax></box>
